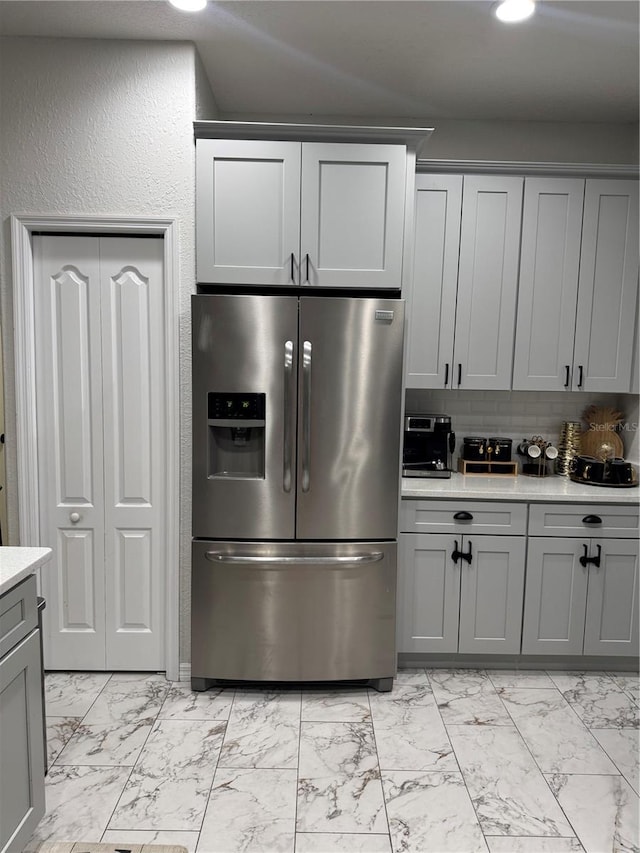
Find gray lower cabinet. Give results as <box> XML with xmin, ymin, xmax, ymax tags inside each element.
<box><xmin>0</xmin><ymin>577</ymin><xmax>45</xmax><ymax>853</ymax></box>
<box><xmin>522</xmin><ymin>504</ymin><xmax>640</xmax><ymax>657</ymax></box>
<box><xmin>398</xmin><ymin>531</ymin><xmax>526</xmax><ymax>654</ymax></box>
<box><xmin>521</xmin><ymin>537</ymin><xmax>639</xmax><ymax>656</ymax></box>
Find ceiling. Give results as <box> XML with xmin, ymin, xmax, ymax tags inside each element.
<box><xmin>0</xmin><ymin>0</ymin><xmax>638</xmax><ymax>123</ymax></box>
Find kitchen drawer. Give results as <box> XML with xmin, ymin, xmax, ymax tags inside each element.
<box><xmin>528</xmin><ymin>503</ymin><xmax>639</xmax><ymax>538</ymax></box>
<box><xmin>400</xmin><ymin>500</ymin><xmax>527</xmax><ymax>535</ymax></box>
<box><xmin>0</xmin><ymin>575</ymin><xmax>38</xmax><ymax>660</ymax></box>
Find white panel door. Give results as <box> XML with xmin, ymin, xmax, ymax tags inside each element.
<box><xmin>453</xmin><ymin>176</ymin><xmax>523</xmax><ymax>390</ymax></box>
<box><xmin>512</xmin><ymin>178</ymin><xmax>585</xmax><ymax>391</ymax></box>
<box><xmin>35</xmin><ymin>236</ymin><xmax>106</xmax><ymax>669</ymax></box>
<box><xmin>573</xmin><ymin>179</ymin><xmax>639</xmax><ymax>392</ymax></box>
<box><xmin>196</xmin><ymin>139</ymin><xmax>302</xmax><ymax>286</ymax></box>
<box><xmin>34</xmin><ymin>236</ymin><xmax>166</xmax><ymax>671</ymax></box>
<box><xmin>405</xmin><ymin>174</ymin><xmax>462</xmax><ymax>389</ymax></box>
<box><xmin>300</xmin><ymin>142</ymin><xmax>406</xmax><ymax>288</ymax></box>
<box><xmin>583</xmin><ymin>538</ymin><xmax>639</xmax><ymax>656</ymax></box>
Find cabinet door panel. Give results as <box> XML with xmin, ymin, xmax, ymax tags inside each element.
<box><xmin>196</xmin><ymin>139</ymin><xmax>301</xmax><ymax>286</ymax></box>
<box><xmin>522</xmin><ymin>538</ymin><xmax>588</xmax><ymax>655</ymax></box>
<box><xmin>573</xmin><ymin>179</ymin><xmax>639</xmax><ymax>392</ymax></box>
<box><xmin>405</xmin><ymin>175</ymin><xmax>461</xmax><ymax>388</ymax></box>
<box><xmin>454</xmin><ymin>176</ymin><xmax>523</xmax><ymax>390</ymax></box>
<box><xmin>583</xmin><ymin>539</ymin><xmax>639</xmax><ymax>656</ymax></box>
<box><xmin>458</xmin><ymin>535</ymin><xmax>526</xmax><ymax>655</ymax></box>
<box><xmin>301</xmin><ymin>143</ymin><xmax>406</xmax><ymax>288</ymax></box>
<box><xmin>398</xmin><ymin>533</ymin><xmax>460</xmax><ymax>653</ymax></box>
<box><xmin>513</xmin><ymin>178</ymin><xmax>584</xmax><ymax>391</ymax></box>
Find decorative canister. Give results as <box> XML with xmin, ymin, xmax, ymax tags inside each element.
<box><xmin>462</xmin><ymin>436</ymin><xmax>486</xmax><ymax>461</ymax></box>
<box><xmin>555</xmin><ymin>421</ymin><xmax>582</xmax><ymax>476</ymax></box>
<box><xmin>487</xmin><ymin>437</ymin><xmax>513</xmax><ymax>461</ymax></box>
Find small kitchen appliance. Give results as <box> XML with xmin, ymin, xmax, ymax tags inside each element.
<box><xmin>402</xmin><ymin>414</ymin><xmax>455</xmax><ymax>478</ymax></box>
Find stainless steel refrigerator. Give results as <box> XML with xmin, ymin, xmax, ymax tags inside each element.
<box><xmin>191</xmin><ymin>293</ymin><xmax>404</xmax><ymax>692</ymax></box>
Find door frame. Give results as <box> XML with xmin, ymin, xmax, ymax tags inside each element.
<box><xmin>10</xmin><ymin>214</ymin><xmax>180</xmax><ymax>681</ymax></box>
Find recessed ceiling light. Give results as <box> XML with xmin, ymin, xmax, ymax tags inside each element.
<box><xmin>168</xmin><ymin>0</ymin><xmax>207</xmax><ymax>11</ymax></box>
<box><xmin>493</xmin><ymin>0</ymin><xmax>536</xmax><ymax>23</ymax></box>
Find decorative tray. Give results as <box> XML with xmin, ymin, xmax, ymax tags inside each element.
<box><xmin>569</xmin><ymin>475</ymin><xmax>638</xmax><ymax>489</ymax></box>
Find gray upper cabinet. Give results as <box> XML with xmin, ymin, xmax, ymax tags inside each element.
<box><xmin>514</xmin><ymin>178</ymin><xmax>639</xmax><ymax>393</ymax></box>
<box><xmin>196</xmin><ymin>138</ymin><xmax>407</xmax><ymax>288</ymax></box>
<box><xmin>406</xmin><ymin>174</ymin><xmax>523</xmax><ymax>390</ymax></box>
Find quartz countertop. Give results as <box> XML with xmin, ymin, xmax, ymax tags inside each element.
<box><xmin>401</xmin><ymin>473</ymin><xmax>640</xmax><ymax>504</ymax></box>
<box><xmin>0</xmin><ymin>547</ymin><xmax>53</xmax><ymax>596</ymax></box>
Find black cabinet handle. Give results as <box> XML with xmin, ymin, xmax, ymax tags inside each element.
<box><xmin>579</xmin><ymin>543</ymin><xmax>602</xmax><ymax>569</ymax></box>
<box><xmin>305</xmin><ymin>253</ymin><xmax>310</xmax><ymax>283</ymax></box>
<box><xmin>452</xmin><ymin>540</ymin><xmax>472</xmax><ymax>565</ymax></box>
<box><xmin>578</xmin><ymin>364</ymin><xmax>584</xmax><ymax>388</ymax></box>
<box><xmin>582</xmin><ymin>514</ymin><xmax>602</xmax><ymax>525</ymax></box>
<box><xmin>290</xmin><ymin>252</ymin><xmax>295</xmax><ymax>282</ymax></box>
<box><xmin>457</xmin><ymin>363</ymin><xmax>462</xmax><ymax>387</ymax></box>
<box><xmin>453</xmin><ymin>511</ymin><xmax>473</xmax><ymax>521</ymax></box>
<box><xmin>444</xmin><ymin>363</ymin><xmax>449</xmax><ymax>387</ymax></box>
<box><xmin>564</xmin><ymin>365</ymin><xmax>570</xmax><ymax>388</ymax></box>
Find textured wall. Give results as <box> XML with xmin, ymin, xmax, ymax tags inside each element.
<box><xmin>0</xmin><ymin>36</ymin><xmax>217</xmax><ymax>668</ymax></box>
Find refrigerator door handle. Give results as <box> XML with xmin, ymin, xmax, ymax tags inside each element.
<box><xmin>205</xmin><ymin>551</ymin><xmax>384</xmax><ymax>565</ymax></box>
<box><xmin>283</xmin><ymin>340</ymin><xmax>294</xmax><ymax>492</ymax></box>
<box><xmin>302</xmin><ymin>340</ymin><xmax>312</xmax><ymax>492</ymax></box>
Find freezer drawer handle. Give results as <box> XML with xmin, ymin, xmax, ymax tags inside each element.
<box><xmin>204</xmin><ymin>551</ymin><xmax>384</xmax><ymax>565</ymax></box>
<box><xmin>283</xmin><ymin>340</ymin><xmax>294</xmax><ymax>492</ymax></box>
<box><xmin>302</xmin><ymin>340</ymin><xmax>312</xmax><ymax>492</ymax></box>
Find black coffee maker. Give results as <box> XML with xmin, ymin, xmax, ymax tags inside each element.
<box><xmin>402</xmin><ymin>414</ymin><xmax>455</xmax><ymax>478</ymax></box>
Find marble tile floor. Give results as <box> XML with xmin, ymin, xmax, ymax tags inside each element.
<box><xmin>25</xmin><ymin>668</ymin><xmax>639</xmax><ymax>853</ymax></box>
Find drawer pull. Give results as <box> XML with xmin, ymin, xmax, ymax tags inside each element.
<box><xmin>582</xmin><ymin>514</ymin><xmax>602</xmax><ymax>525</ymax></box>
<box><xmin>453</xmin><ymin>511</ymin><xmax>473</xmax><ymax>521</ymax></box>
<box><xmin>579</xmin><ymin>543</ymin><xmax>601</xmax><ymax>569</ymax></box>
<box><xmin>452</xmin><ymin>540</ymin><xmax>472</xmax><ymax>565</ymax></box>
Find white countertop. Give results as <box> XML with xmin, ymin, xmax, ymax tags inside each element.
<box><xmin>402</xmin><ymin>473</ymin><xmax>640</xmax><ymax>504</ymax></box>
<box><xmin>0</xmin><ymin>547</ymin><xmax>53</xmax><ymax>596</ymax></box>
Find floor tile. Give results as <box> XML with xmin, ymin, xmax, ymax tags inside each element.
<box><xmin>485</xmin><ymin>837</ymin><xmax>584</xmax><ymax>852</ymax></box>
<box><xmin>546</xmin><ymin>671</ymin><xmax>639</xmax><ymax>728</ymax></box>
<box><xmin>371</xmin><ymin>701</ymin><xmax>457</xmax><ymax>772</ymax></box>
<box><xmin>499</xmin><ymin>687</ymin><xmax>619</xmax><ymax>774</ymax></box>
<box><xmin>101</xmin><ymin>830</ymin><xmax>199</xmax><ymax>853</ymax></box>
<box><xmin>295</xmin><ymin>833</ymin><xmax>392</xmax><ymax>852</ymax></box>
<box><xmin>607</xmin><ymin>671</ymin><xmax>640</xmax><ymax>703</ymax></box>
<box><xmin>108</xmin><ymin>718</ymin><xmax>226</xmax><ymax>830</ymax></box>
<box><xmin>198</xmin><ymin>768</ymin><xmax>297</xmax><ymax>852</ymax></box>
<box><xmin>547</xmin><ymin>773</ymin><xmax>640</xmax><ymax>853</ymax></box>
<box><xmin>427</xmin><ymin>669</ymin><xmax>512</xmax><ymax>725</ymax></box>
<box><xmin>447</xmin><ymin>724</ymin><xmax>573</xmax><ymax>837</ymax></box>
<box><xmin>27</xmin><ymin>765</ymin><xmax>131</xmax><ymax>844</ymax></box>
<box><xmin>592</xmin><ymin>728</ymin><xmax>640</xmax><ymax>795</ymax></box>
<box><xmin>301</xmin><ymin>690</ymin><xmax>371</xmax><ymax>722</ymax></box>
<box><xmin>55</xmin><ymin>721</ymin><xmax>153</xmax><ymax>766</ymax></box>
<box><xmin>218</xmin><ymin>690</ymin><xmax>301</xmax><ymax>769</ymax></box>
<box><xmin>158</xmin><ymin>682</ymin><xmax>234</xmax><ymax>721</ymax></box>
<box><xmin>382</xmin><ymin>770</ymin><xmax>487</xmax><ymax>852</ymax></box>
<box><xmin>82</xmin><ymin>673</ymin><xmax>170</xmax><ymax>726</ymax></box>
<box><xmin>486</xmin><ymin>669</ymin><xmax>557</xmax><ymax>689</ymax></box>
<box><xmin>46</xmin><ymin>717</ymin><xmax>81</xmax><ymax>766</ymax></box>
<box><xmin>44</xmin><ymin>672</ymin><xmax>111</xmax><ymax>717</ymax></box>
<box><xmin>297</xmin><ymin>721</ymin><xmax>387</xmax><ymax>833</ymax></box>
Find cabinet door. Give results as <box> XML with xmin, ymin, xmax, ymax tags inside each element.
<box><xmin>512</xmin><ymin>178</ymin><xmax>585</xmax><ymax>391</ymax></box>
<box><xmin>405</xmin><ymin>175</ymin><xmax>462</xmax><ymax>388</ymax></box>
<box><xmin>573</xmin><ymin>179</ymin><xmax>639</xmax><ymax>392</ymax></box>
<box><xmin>300</xmin><ymin>143</ymin><xmax>406</xmax><ymax>288</ymax></box>
<box><xmin>458</xmin><ymin>535</ymin><xmax>526</xmax><ymax>655</ymax></box>
<box><xmin>397</xmin><ymin>533</ymin><xmax>460</xmax><ymax>653</ymax></box>
<box><xmin>0</xmin><ymin>631</ymin><xmax>45</xmax><ymax>853</ymax></box>
<box><xmin>453</xmin><ymin>176</ymin><xmax>523</xmax><ymax>390</ymax></box>
<box><xmin>196</xmin><ymin>139</ymin><xmax>302</xmax><ymax>286</ymax></box>
<box><xmin>521</xmin><ymin>538</ymin><xmax>588</xmax><ymax>655</ymax></box>
<box><xmin>583</xmin><ymin>539</ymin><xmax>639</xmax><ymax>656</ymax></box>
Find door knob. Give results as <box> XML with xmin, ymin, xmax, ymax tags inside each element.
<box><xmin>69</xmin><ymin>512</ymin><xmax>81</xmax><ymax>524</ymax></box>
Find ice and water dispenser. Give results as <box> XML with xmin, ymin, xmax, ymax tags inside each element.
<box><xmin>208</xmin><ymin>392</ymin><xmax>266</xmax><ymax>479</ymax></box>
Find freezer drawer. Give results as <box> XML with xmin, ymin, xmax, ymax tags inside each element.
<box><xmin>191</xmin><ymin>540</ymin><xmax>397</xmax><ymax>685</ymax></box>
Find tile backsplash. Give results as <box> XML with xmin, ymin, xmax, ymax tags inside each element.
<box><xmin>405</xmin><ymin>389</ymin><xmax>640</xmax><ymax>464</ymax></box>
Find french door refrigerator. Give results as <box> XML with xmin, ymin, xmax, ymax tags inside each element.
<box><xmin>191</xmin><ymin>293</ymin><xmax>404</xmax><ymax>692</ymax></box>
